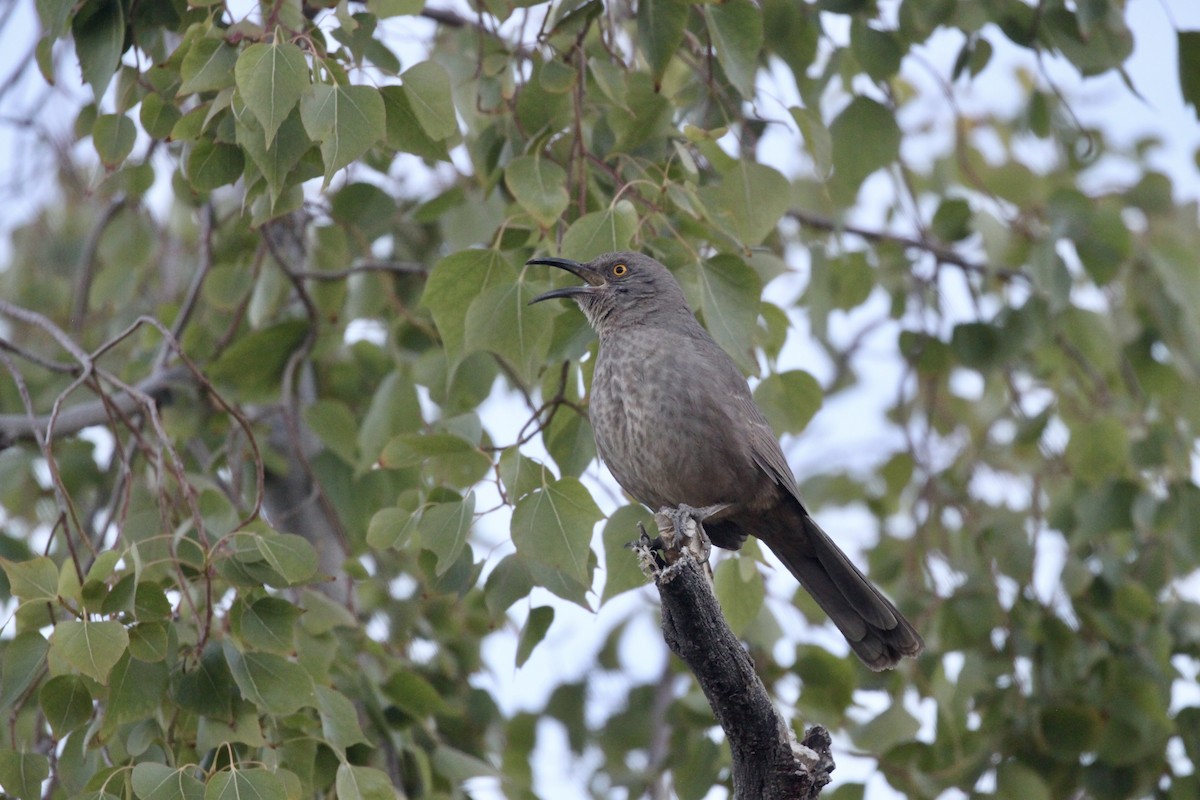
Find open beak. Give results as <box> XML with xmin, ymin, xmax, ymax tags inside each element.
<box><xmin>527</xmin><ymin>256</ymin><xmax>605</xmax><ymax>304</ymax></box>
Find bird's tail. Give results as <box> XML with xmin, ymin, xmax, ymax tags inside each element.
<box><xmin>765</xmin><ymin>514</ymin><xmax>924</xmax><ymax>671</ymax></box>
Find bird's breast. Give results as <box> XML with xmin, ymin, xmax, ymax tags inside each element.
<box><xmin>589</xmin><ymin>330</ymin><xmax>756</xmax><ymax>510</ymax></box>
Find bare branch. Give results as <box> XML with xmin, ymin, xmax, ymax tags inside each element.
<box><xmin>788</xmin><ymin>208</ymin><xmax>1029</xmax><ymax>283</ymax></box>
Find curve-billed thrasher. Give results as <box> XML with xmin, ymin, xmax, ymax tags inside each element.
<box><xmin>528</xmin><ymin>251</ymin><xmax>923</xmax><ymax>670</ymax></box>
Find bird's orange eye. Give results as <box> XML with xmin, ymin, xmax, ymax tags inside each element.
<box><xmin>612</xmin><ymin>263</ymin><xmax>628</xmax><ymax>276</ymax></box>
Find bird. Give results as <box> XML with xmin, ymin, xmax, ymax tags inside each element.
<box><xmin>527</xmin><ymin>251</ymin><xmax>923</xmax><ymax>670</ymax></box>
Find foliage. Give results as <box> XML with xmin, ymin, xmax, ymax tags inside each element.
<box><xmin>0</xmin><ymin>0</ymin><xmax>1199</xmax><ymax>799</ymax></box>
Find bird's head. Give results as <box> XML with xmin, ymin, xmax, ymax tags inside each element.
<box><xmin>527</xmin><ymin>251</ymin><xmax>692</xmax><ymax>335</ymax></box>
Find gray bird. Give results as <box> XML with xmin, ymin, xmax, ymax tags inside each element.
<box><xmin>528</xmin><ymin>251</ymin><xmax>923</xmax><ymax>670</ymax></box>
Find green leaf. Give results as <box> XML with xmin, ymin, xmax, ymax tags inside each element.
<box><xmin>232</xmin><ymin>597</ymin><xmax>300</xmax><ymax>654</ymax></box>
<box><xmin>636</xmin><ymin>0</ymin><xmax>688</xmax><ymax>84</ymax></box>
<box><xmin>0</xmin><ymin>632</ymin><xmax>49</xmax><ymax>710</ymax></box>
<box><xmin>602</xmin><ymin>504</ymin><xmax>653</xmax><ymax>603</ymax></box>
<box><xmin>179</xmin><ymin>37</ymin><xmax>238</xmax><ymax>95</ymax></box>
<box><xmin>236</xmin><ymin>106</ymin><xmax>314</xmax><ymax>206</ymax></box>
<box><xmin>384</xmin><ymin>668</ymin><xmax>450</xmax><ymax>717</ymax></box>
<box><xmin>753</xmin><ymin>370</ymin><xmax>823</xmax><ymax>435</ymax></box>
<box><xmin>140</xmin><ymin>93</ymin><xmax>182</xmax><ymax>139</ymax></box>
<box><xmin>72</xmin><ymin>0</ymin><xmax>124</xmax><ymax>98</ymax></box>
<box><xmin>300</xmin><ymin>84</ymin><xmax>386</xmax><ymax>186</ymax></box>
<box><xmin>132</xmin><ymin>763</ymin><xmax>205</xmax><ymax>800</ymax></box>
<box><xmin>504</xmin><ymin>155</ymin><xmax>569</xmax><ymax>227</ymax></box>
<box><xmin>0</xmin><ymin>750</ymin><xmax>49</xmax><ymax>800</ymax></box>
<box><xmin>39</xmin><ymin>674</ymin><xmax>94</xmax><ymax>737</ymax></box>
<box><xmin>299</xmin><ymin>588</ymin><xmax>358</xmax><ymax>634</ymax></box>
<box><xmin>712</xmin><ymin>558</ymin><xmax>764</xmax><ymax>635</ymax></box>
<box><xmin>417</xmin><ymin>493</ymin><xmax>476</xmax><ymax>575</ymax></box>
<box><xmin>828</xmin><ymin>96</ymin><xmax>900</xmax><ymax>200</ymax></box>
<box><xmin>463</xmin><ymin>276</ymin><xmax>556</xmax><ymax>386</ymax></box>
<box><xmin>223</xmin><ymin>643</ymin><xmax>316</xmax><ymax>715</ymax></box>
<box><xmin>335</xmin><ymin>764</ymin><xmax>395</xmax><ymax>800</ymax></box>
<box><xmin>315</xmin><ymin>685</ymin><xmax>369</xmax><ymax>754</ymax></box>
<box><xmin>401</xmin><ymin>60</ymin><xmax>457</xmax><ymax>140</ymax></box>
<box><xmin>379</xmin><ymin>433</ymin><xmax>491</xmax><ymax>487</ymax></box>
<box><xmin>686</xmin><ymin>254</ymin><xmax>763</xmax><ymax>373</ymax></box>
<box><xmin>850</xmin><ymin>20</ymin><xmax>903</xmax><ymax>81</ymax></box>
<box><xmin>254</xmin><ymin>531</ymin><xmax>320</xmax><ymax>587</ymax></box>
<box><xmin>995</xmin><ymin>761</ymin><xmax>1051</xmax><ymax>800</ymax></box>
<box><xmin>235</xmin><ymin>41</ymin><xmax>310</xmax><ymax>148</ymax></box>
<box><xmin>1065</xmin><ymin>416</ymin><xmax>1129</xmax><ymax>485</ymax></box>
<box><xmin>484</xmin><ymin>554</ymin><xmax>536</xmax><ymax>617</ymax></box>
<box><xmin>560</xmin><ymin>201</ymin><xmax>638</xmax><ymax>260</ymax></box>
<box><xmin>931</xmin><ymin>197</ymin><xmax>972</xmax><ymax>242</ymax></box>
<box><xmin>208</xmin><ymin>319</ymin><xmax>310</xmax><ymax>400</ymax></box>
<box><xmin>366</xmin><ymin>506</ymin><xmax>419</xmax><ymax>550</ymax></box>
<box><xmin>186</xmin><ymin>140</ymin><xmax>244</xmax><ymax>191</ymax></box>
<box><xmin>304</xmin><ymin>399</ymin><xmax>359</xmax><ymax>465</ymax></box>
<box><xmin>704</xmin><ymin>0</ymin><xmax>763</xmax><ymax>98</ymax></box>
<box><xmin>380</xmin><ymin>85</ymin><xmax>450</xmax><ymax>160</ymax></box>
<box><xmin>699</xmin><ymin>161</ymin><xmax>790</xmax><ymax>246</ymax></box>
<box><xmin>849</xmin><ymin>702</ymin><xmax>920</xmax><ymax>753</ymax></box>
<box><xmin>422</xmin><ymin>249</ymin><xmax>514</xmax><ymax>368</ymax></box>
<box><xmin>790</xmin><ymin>106</ymin><xmax>832</xmax><ymax>178</ymax></box>
<box><xmin>49</xmin><ymin>619</ymin><xmax>128</xmax><ymax>684</ymax></box>
<box><xmin>92</xmin><ymin>114</ymin><xmax>137</xmax><ymax>168</ymax></box>
<box><xmin>516</xmin><ymin>606</ymin><xmax>554</xmax><ymax>667</ymax></box>
<box><xmin>102</xmin><ymin>651</ymin><xmax>168</xmax><ymax>731</ymax></box>
<box><xmin>204</xmin><ymin>769</ymin><xmax>286</xmax><ymax>800</ymax></box>
<box><xmin>1</xmin><ymin>555</ymin><xmax>58</xmax><ymax>603</ymax></box>
<box><xmin>511</xmin><ymin>477</ymin><xmax>602</xmax><ymax>585</ymax></box>
<box><xmin>1180</xmin><ymin>32</ymin><xmax>1200</xmax><ymax>120</ymax></box>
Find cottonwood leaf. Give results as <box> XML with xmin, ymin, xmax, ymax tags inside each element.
<box><xmin>179</xmin><ymin>37</ymin><xmax>238</xmax><ymax>95</ymax></box>
<box><xmin>204</xmin><ymin>769</ymin><xmax>286</xmax><ymax>800</ymax></box>
<box><xmin>636</xmin><ymin>0</ymin><xmax>688</xmax><ymax>83</ymax></box>
<box><xmin>0</xmin><ymin>632</ymin><xmax>49</xmax><ymax>710</ymax></box>
<box><xmin>422</xmin><ymin>248</ymin><xmax>515</xmax><ymax>368</ymax></box>
<box><xmin>72</xmin><ymin>0</ymin><xmax>124</xmax><ymax>98</ymax></box>
<box><xmin>504</xmin><ymin>155</ymin><xmax>569</xmax><ymax>227</ymax></box>
<box><xmin>829</xmin><ymin>96</ymin><xmax>900</xmax><ymax>200</ymax></box>
<box><xmin>92</xmin><ymin>114</ymin><xmax>136</xmax><ymax>168</ymax></box>
<box><xmin>39</xmin><ymin>675</ymin><xmax>93</xmax><ymax>737</ymax></box>
<box><xmin>601</xmin><ymin>504</ymin><xmax>653</xmax><ymax>603</ymax></box>
<box><xmin>698</xmin><ymin>161</ymin><xmax>790</xmax><ymax>246</ymax></box>
<box><xmin>686</xmin><ymin>254</ymin><xmax>762</xmax><ymax>373</ymax></box>
<box><xmin>416</xmin><ymin>493</ymin><xmax>476</xmax><ymax>575</ymax></box>
<box><xmin>223</xmin><ymin>643</ymin><xmax>316</xmax><ymax>716</ymax></box>
<box><xmin>463</xmin><ymin>277</ymin><xmax>556</xmax><ymax>386</ymax></box>
<box><xmin>132</xmin><ymin>763</ymin><xmax>205</xmax><ymax>800</ymax></box>
<box><xmin>315</xmin><ymin>685</ymin><xmax>369</xmax><ymax>754</ymax></box>
<box><xmin>510</xmin><ymin>477</ymin><xmax>602</xmax><ymax>585</ymax></box>
<box><xmin>50</xmin><ymin>619</ymin><xmax>128</xmax><ymax>684</ymax></box>
<box><xmin>0</xmin><ymin>750</ymin><xmax>49</xmax><ymax>800</ymax></box>
<box><xmin>300</xmin><ymin>84</ymin><xmax>386</xmax><ymax>187</ymax></box>
<box><xmin>235</xmin><ymin>40</ymin><xmax>309</xmax><ymax>148</ymax></box>
<box><xmin>704</xmin><ymin>0</ymin><xmax>763</xmax><ymax>98</ymax></box>
<box><xmin>401</xmin><ymin>60</ymin><xmax>457</xmax><ymax>140</ymax></box>
<box><xmin>561</xmin><ymin>201</ymin><xmax>638</xmax><ymax>259</ymax></box>
<box><xmin>754</xmin><ymin>370</ymin><xmax>823</xmax><ymax>435</ymax></box>
<box><xmin>516</xmin><ymin>606</ymin><xmax>554</xmax><ymax>667</ymax></box>
<box><xmin>335</xmin><ymin>764</ymin><xmax>396</xmax><ymax>800</ymax></box>
<box><xmin>1</xmin><ymin>556</ymin><xmax>58</xmax><ymax>603</ymax></box>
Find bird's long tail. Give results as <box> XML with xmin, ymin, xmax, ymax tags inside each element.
<box><xmin>764</xmin><ymin>514</ymin><xmax>924</xmax><ymax>671</ymax></box>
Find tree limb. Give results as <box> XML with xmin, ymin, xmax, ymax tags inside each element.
<box><xmin>0</xmin><ymin>367</ymin><xmax>189</xmax><ymax>449</ymax></box>
<box><xmin>633</xmin><ymin>506</ymin><xmax>834</xmax><ymax>799</ymax></box>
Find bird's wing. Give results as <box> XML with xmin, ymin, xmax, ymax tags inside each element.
<box><xmin>731</xmin><ymin>390</ymin><xmax>807</xmax><ymax>507</ymax></box>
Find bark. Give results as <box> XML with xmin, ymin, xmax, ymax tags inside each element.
<box><xmin>634</xmin><ymin>507</ymin><xmax>833</xmax><ymax>799</ymax></box>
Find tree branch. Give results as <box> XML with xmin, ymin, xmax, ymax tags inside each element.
<box><xmin>788</xmin><ymin>208</ymin><xmax>1028</xmax><ymax>283</ymax></box>
<box><xmin>0</xmin><ymin>366</ymin><xmax>189</xmax><ymax>449</ymax></box>
<box><xmin>633</xmin><ymin>507</ymin><xmax>834</xmax><ymax>799</ymax></box>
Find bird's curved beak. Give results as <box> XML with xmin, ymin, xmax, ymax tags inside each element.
<box><xmin>526</xmin><ymin>256</ymin><xmax>605</xmax><ymax>304</ymax></box>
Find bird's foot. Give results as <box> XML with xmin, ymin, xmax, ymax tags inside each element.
<box><xmin>655</xmin><ymin>503</ymin><xmax>721</xmax><ymax>563</ymax></box>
